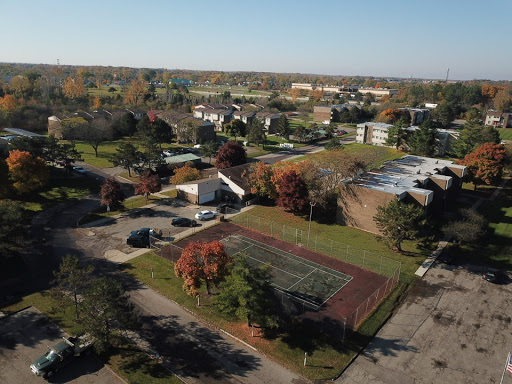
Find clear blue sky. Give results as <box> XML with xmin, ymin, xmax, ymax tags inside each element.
<box><xmin>2</xmin><ymin>0</ymin><xmax>511</xmax><ymax>81</ymax></box>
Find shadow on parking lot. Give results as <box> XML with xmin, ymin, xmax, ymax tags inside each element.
<box><xmin>46</xmin><ymin>354</ymin><xmax>104</xmax><ymax>383</ymax></box>
<box><xmin>138</xmin><ymin>313</ymin><xmax>263</xmax><ymax>381</ymax></box>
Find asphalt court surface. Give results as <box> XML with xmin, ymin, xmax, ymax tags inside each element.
<box><xmin>222</xmin><ymin>234</ymin><xmax>353</xmax><ymax>308</ymax></box>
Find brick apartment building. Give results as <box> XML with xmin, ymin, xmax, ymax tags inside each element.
<box><xmin>336</xmin><ymin>155</ymin><xmax>466</xmax><ymax>234</ymax></box>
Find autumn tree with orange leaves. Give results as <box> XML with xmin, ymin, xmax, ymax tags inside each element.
<box><xmin>124</xmin><ymin>79</ymin><xmax>146</xmax><ymax>106</ymax></box>
<box><xmin>175</xmin><ymin>241</ymin><xmax>233</xmax><ymax>296</ymax></box>
<box><xmin>6</xmin><ymin>150</ymin><xmax>49</xmax><ymax>194</ymax></box>
<box><xmin>458</xmin><ymin>143</ymin><xmax>506</xmax><ymax>191</ymax></box>
<box><xmin>245</xmin><ymin>162</ymin><xmax>277</xmax><ymax>200</ymax></box>
<box><xmin>0</xmin><ymin>94</ymin><xmax>17</xmax><ymax>111</ymax></box>
<box><xmin>62</xmin><ymin>76</ymin><xmax>86</xmax><ymax>99</ymax></box>
<box><xmin>170</xmin><ymin>165</ymin><xmax>201</xmax><ymax>185</ymax></box>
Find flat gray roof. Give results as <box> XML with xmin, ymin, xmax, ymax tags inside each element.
<box><xmin>3</xmin><ymin>128</ymin><xmax>45</xmax><ymax>137</ymax></box>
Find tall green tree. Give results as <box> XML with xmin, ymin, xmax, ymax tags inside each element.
<box><xmin>81</xmin><ymin>277</ymin><xmax>139</xmax><ymax>352</ymax></box>
<box><xmin>201</xmin><ymin>141</ymin><xmax>219</xmax><ymax>164</ymax></box>
<box><xmin>432</xmin><ymin>102</ymin><xmax>456</xmax><ymax>127</ymax></box>
<box><xmin>408</xmin><ymin>120</ymin><xmax>438</xmax><ymax>156</ymax></box>
<box><xmin>385</xmin><ymin>123</ymin><xmax>408</xmax><ymax>150</ymax></box>
<box><xmin>116</xmin><ymin>112</ymin><xmax>138</xmax><ymax>137</ymax></box>
<box><xmin>0</xmin><ymin>201</ymin><xmax>24</xmax><ymax>256</ymax></box>
<box><xmin>293</xmin><ymin>125</ymin><xmax>306</xmax><ymax>142</ymax></box>
<box><xmin>111</xmin><ymin>142</ymin><xmax>142</xmax><ymax>177</ymax></box>
<box><xmin>247</xmin><ymin>118</ymin><xmax>266</xmax><ymax>147</ymax></box>
<box><xmin>216</xmin><ymin>255</ymin><xmax>278</xmax><ymax>328</ymax></box>
<box><xmin>52</xmin><ymin>255</ymin><xmax>95</xmax><ymax>320</ymax></box>
<box><xmin>373</xmin><ymin>199</ymin><xmax>427</xmax><ymax>252</ymax></box>
<box><xmin>225</xmin><ymin>119</ymin><xmax>246</xmax><ymax>141</ymax></box>
<box><xmin>276</xmin><ymin>114</ymin><xmax>290</xmax><ymax>138</ymax></box>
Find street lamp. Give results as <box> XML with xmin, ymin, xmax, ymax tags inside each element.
<box><xmin>307</xmin><ymin>201</ymin><xmax>316</xmax><ymax>246</ymax></box>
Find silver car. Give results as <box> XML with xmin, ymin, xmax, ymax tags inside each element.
<box><xmin>194</xmin><ymin>210</ymin><xmax>218</xmax><ymax>221</ymax></box>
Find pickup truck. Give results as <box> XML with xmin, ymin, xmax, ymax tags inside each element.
<box><xmin>30</xmin><ymin>334</ymin><xmax>93</xmax><ymax>379</ymax></box>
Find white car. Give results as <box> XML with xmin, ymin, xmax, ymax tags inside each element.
<box><xmin>194</xmin><ymin>210</ymin><xmax>218</xmax><ymax>221</ymax></box>
<box><xmin>163</xmin><ymin>150</ymin><xmax>176</xmax><ymax>157</ymax></box>
<box><xmin>73</xmin><ymin>166</ymin><xmax>87</xmax><ymax>174</ymax></box>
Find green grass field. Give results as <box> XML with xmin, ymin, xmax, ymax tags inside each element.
<box><xmin>498</xmin><ymin>129</ymin><xmax>512</xmax><ymax>140</ymax></box>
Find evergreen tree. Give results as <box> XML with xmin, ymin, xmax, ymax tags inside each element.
<box><xmin>276</xmin><ymin>114</ymin><xmax>290</xmax><ymax>138</ymax></box>
<box><xmin>373</xmin><ymin>199</ymin><xmax>427</xmax><ymax>252</ymax></box>
<box><xmin>408</xmin><ymin>120</ymin><xmax>438</xmax><ymax>157</ymax></box>
<box><xmin>81</xmin><ymin>277</ymin><xmax>139</xmax><ymax>352</ymax></box>
<box><xmin>247</xmin><ymin>119</ymin><xmax>266</xmax><ymax>147</ymax></box>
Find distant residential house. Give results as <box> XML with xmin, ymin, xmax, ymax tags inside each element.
<box><xmin>125</xmin><ymin>108</ymin><xmax>146</xmax><ymax>120</ymax></box>
<box><xmin>356</xmin><ymin>122</ymin><xmax>458</xmax><ymax>155</ymax></box>
<box><xmin>255</xmin><ymin>112</ymin><xmax>281</xmax><ymax>133</ymax></box>
<box><xmin>202</xmin><ymin>109</ymin><xmax>233</xmax><ymax>130</ymax></box>
<box><xmin>337</xmin><ymin>155</ymin><xmax>466</xmax><ymax>234</ymax></box>
<box><xmin>156</xmin><ymin>111</ymin><xmax>216</xmax><ymax>143</ymax></box>
<box><xmin>169</xmin><ymin>79</ymin><xmax>193</xmax><ymax>86</ymax></box>
<box><xmin>313</xmin><ymin>104</ymin><xmax>352</xmax><ymax>123</ymax></box>
<box><xmin>176</xmin><ymin>163</ymin><xmax>253</xmax><ymax>205</ymax></box>
<box><xmin>291</xmin><ymin>83</ymin><xmax>398</xmax><ymax>99</ymax></box>
<box><xmin>399</xmin><ymin>108</ymin><xmax>431</xmax><ymax>125</ymax></box>
<box><xmin>485</xmin><ymin>111</ymin><xmax>512</xmax><ymax>128</ymax></box>
<box><xmin>232</xmin><ymin>103</ymin><xmax>264</xmax><ymax>111</ymax></box>
<box><xmin>232</xmin><ymin>110</ymin><xmax>256</xmax><ymax>126</ymax></box>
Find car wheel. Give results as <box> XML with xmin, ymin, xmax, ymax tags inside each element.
<box><xmin>46</xmin><ymin>370</ymin><xmax>55</xmax><ymax>378</ymax></box>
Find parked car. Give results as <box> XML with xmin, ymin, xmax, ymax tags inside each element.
<box><xmin>194</xmin><ymin>210</ymin><xmax>218</xmax><ymax>221</ymax></box>
<box><xmin>163</xmin><ymin>150</ymin><xmax>176</xmax><ymax>157</ymax></box>
<box><xmin>483</xmin><ymin>269</ymin><xmax>508</xmax><ymax>284</ymax></box>
<box><xmin>217</xmin><ymin>202</ymin><xmax>234</xmax><ymax>213</ymax></box>
<box><xmin>127</xmin><ymin>228</ymin><xmax>151</xmax><ymax>248</ymax></box>
<box><xmin>193</xmin><ymin>144</ymin><xmax>202</xmax><ymax>149</ymax></box>
<box><xmin>171</xmin><ymin>217</ymin><xmax>197</xmax><ymax>227</ymax></box>
<box><xmin>72</xmin><ymin>166</ymin><xmax>87</xmax><ymax>175</ymax></box>
<box><xmin>30</xmin><ymin>334</ymin><xmax>93</xmax><ymax>378</ymax></box>
<box><xmin>336</xmin><ymin>130</ymin><xmax>347</xmax><ymax>135</ymax></box>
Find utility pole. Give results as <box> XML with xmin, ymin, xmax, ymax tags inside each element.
<box><xmin>445</xmin><ymin>68</ymin><xmax>450</xmax><ymax>84</ymax></box>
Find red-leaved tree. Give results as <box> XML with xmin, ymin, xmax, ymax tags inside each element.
<box><xmin>458</xmin><ymin>143</ymin><xmax>506</xmax><ymax>190</ymax></box>
<box><xmin>100</xmin><ymin>178</ymin><xmax>126</xmax><ymax>209</ymax></box>
<box><xmin>134</xmin><ymin>171</ymin><xmax>161</xmax><ymax>203</ymax></box>
<box><xmin>174</xmin><ymin>241</ymin><xmax>233</xmax><ymax>296</ymax></box>
<box><xmin>276</xmin><ymin>170</ymin><xmax>309</xmax><ymax>214</ymax></box>
<box><xmin>215</xmin><ymin>141</ymin><xmax>247</xmax><ymax>169</ymax></box>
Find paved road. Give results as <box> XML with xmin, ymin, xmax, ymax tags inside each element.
<box><xmin>129</xmin><ymin>284</ymin><xmax>308</xmax><ymax>384</ymax></box>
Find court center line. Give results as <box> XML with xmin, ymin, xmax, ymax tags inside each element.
<box><xmin>286</xmin><ymin>268</ymin><xmax>317</xmax><ymax>291</ymax></box>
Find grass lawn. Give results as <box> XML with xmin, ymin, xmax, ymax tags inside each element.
<box><xmin>78</xmin><ymin>195</ymin><xmax>162</xmax><ymax>225</ymax></box>
<box><xmin>123</xmin><ymin>251</ymin><xmax>408</xmax><ymax>380</ymax></box>
<box><xmin>498</xmin><ymin>128</ymin><xmax>512</xmax><ymax>140</ymax></box>
<box><xmin>1</xmin><ymin>293</ymin><xmax>180</xmax><ymax>384</ymax></box>
<box><xmin>159</xmin><ymin>189</ymin><xmax>178</xmax><ymax>198</ymax></box>
<box><xmin>16</xmin><ymin>168</ymin><xmax>100</xmax><ymax>213</ymax></box>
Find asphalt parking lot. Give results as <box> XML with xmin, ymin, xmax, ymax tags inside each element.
<box><xmin>75</xmin><ymin>198</ymin><xmax>220</xmax><ymax>259</ymax></box>
<box><xmin>0</xmin><ymin>307</ymin><xmax>122</xmax><ymax>384</ymax></box>
<box><xmin>338</xmin><ymin>262</ymin><xmax>512</xmax><ymax>384</ymax></box>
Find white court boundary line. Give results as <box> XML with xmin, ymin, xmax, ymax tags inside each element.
<box><xmin>230</xmin><ymin>234</ymin><xmax>353</xmax><ymax>282</ymax></box>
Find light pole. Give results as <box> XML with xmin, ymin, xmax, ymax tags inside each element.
<box><xmin>307</xmin><ymin>202</ymin><xmax>316</xmax><ymax>246</ymax></box>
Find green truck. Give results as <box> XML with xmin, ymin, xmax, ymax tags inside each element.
<box><xmin>30</xmin><ymin>334</ymin><xmax>93</xmax><ymax>378</ymax></box>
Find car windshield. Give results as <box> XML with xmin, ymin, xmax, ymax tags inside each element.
<box><xmin>45</xmin><ymin>350</ymin><xmax>59</xmax><ymax>361</ymax></box>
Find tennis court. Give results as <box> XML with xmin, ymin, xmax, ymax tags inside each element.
<box><xmin>222</xmin><ymin>234</ymin><xmax>353</xmax><ymax>309</ymax></box>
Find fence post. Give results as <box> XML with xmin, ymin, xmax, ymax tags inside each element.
<box><xmin>354</xmin><ymin>307</ymin><xmax>359</xmax><ymax>327</ymax></box>
<box><xmin>314</xmin><ymin>236</ymin><xmax>317</xmax><ymax>251</ymax></box>
<box><xmin>365</xmin><ymin>296</ymin><xmax>369</xmax><ymax>315</ymax></box>
<box><xmin>271</xmin><ymin>221</ymin><xmax>273</xmax><ymax>236</ymax></box>
<box><xmin>342</xmin><ymin>318</ymin><xmax>346</xmax><ymax>343</ymax></box>
<box><xmin>283</xmin><ymin>224</ymin><xmax>285</xmax><ymax>241</ymax></box>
